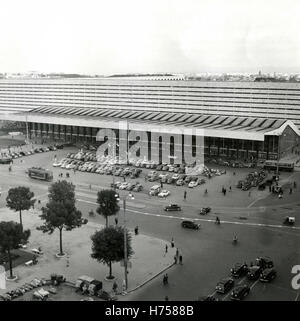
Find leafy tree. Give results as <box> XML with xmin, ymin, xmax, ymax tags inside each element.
<box><xmin>0</xmin><ymin>221</ymin><xmax>30</xmax><ymax>279</ymax></box>
<box><xmin>37</xmin><ymin>180</ymin><xmax>83</xmax><ymax>256</ymax></box>
<box><xmin>96</xmin><ymin>190</ymin><xmax>120</xmax><ymax>227</ymax></box>
<box><xmin>91</xmin><ymin>226</ymin><xmax>133</xmax><ymax>279</ymax></box>
<box><xmin>6</xmin><ymin>186</ymin><xmax>36</xmax><ymax>231</ymax></box>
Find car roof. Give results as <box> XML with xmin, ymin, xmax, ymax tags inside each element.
<box><xmin>218</xmin><ymin>277</ymin><xmax>233</xmax><ymax>284</ymax></box>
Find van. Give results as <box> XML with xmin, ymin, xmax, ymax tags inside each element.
<box><xmin>149</xmin><ymin>185</ymin><xmax>161</xmax><ymax>196</ymax></box>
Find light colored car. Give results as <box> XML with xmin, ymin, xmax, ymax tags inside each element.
<box><xmin>172</xmin><ymin>173</ymin><xmax>180</xmax><ymax>180</ymax></box>
<box><xmin>119</xmin><ymin>182</ymin><xmax>130</xmax><ymax>190</ymax></box>
<box><xmin>188</xmin><ymin>180</ymin><xmax>198</xmax><ymax>188</ymax></box>
<box><xmin>159</xmin><ymin>173</ymin><xmax>168</xmax><ymax>179</ymax></box>
<box><xmin>158</xmin><ymin>190</ymin><xmax>170</xmax><ymax>198</ymax></box>
<box><xmin>168</xmin><ymin>166</ymin><xmax>175</xmax><ymax>172</ymax></box>
<box><xmin>53</xmin><ymin>161</ymin><xmax>61</xmax><ymax>167</ymax></box>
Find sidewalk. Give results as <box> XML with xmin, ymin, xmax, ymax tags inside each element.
<box><xmin>0</xmin><ymin>207</ymin><xmax>176</xmax><ymax>298</ymax></box>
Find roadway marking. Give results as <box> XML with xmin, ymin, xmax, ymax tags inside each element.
<box><xmin>76</xmin><ymin>198</ymin><xmax>300</xmax><ymax>230</ymax></box>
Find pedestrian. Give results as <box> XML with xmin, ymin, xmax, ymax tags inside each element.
<box><xmin>161</xmin><ymin>181</ymin><xmax>163</xmax><ymax>188</ymax></box>
<box><xmin>248</xmin><ymin>191</ymin><xmax>251</xmax><ymax>197</ymax></box>
<box><xmin>179</xmin><ymin>255</ymin><xmax>183</xmax><ymax>265</ymax></box>
<box><xmin>233</xmin><ymin>171</ymin><xmax>236</xmax><ymax>176</ymax></box>
<box><xmin>73</xmin><ymin>168</ymin><xmax>76</xmax><ymax>174</ymax></box>
<box><xmin>112</xmin><ymin>281</ymin><xmax>118</xmax><ymax>293</ymax></box>
<box><xmin>165</xmin><ymin>274</ymin><xmax>168</xmax><ymax>284</ymax></box>
<box><xmin>229</xmin><ymin>186</ymin><xmax>232</xmax><ymax>191</ymax></box>
<box><xmin>174</xmin><ymin>255</ymin><xmax>177</xmax><ymax>264</ymax></box>
<box><xmin>294</xmin><ymin>181</ymin><xmax>297</xmax><ymax>188</ymax></box>
<box><xmin>224</xmin><ymin>188</ymin><xmax>227</xmax><ymax>196</ymax></box>
<box><xmin>165</xmin><ymin>296</ymin><xmax>169</xmax><ymax>301</ymax></box>
<box><xmin>204</xmin><ymin>189</ymin><xmax>208</xmax><ymax>195</ymax></box>
<box><xmin>115</xmin><ymin>217</ymin><xmax>118</xmax><ymax>225</ymax></box>
<box><xmin>134</xmin><ymin>226</ymin><xmax>139</xmax><ymax>235</ymax></box>
<box><xmin>289</xmin><ymin>188</ymin><xmax>293</xmax><ymax>194</ymax></box>
<box><xmin>176</xmin><ymin>248</ymin><xmax>179</xmax><ymax>258</ymax></box>
<box><xmin>184</xmin><ymin>190</ymin><xmax>187</xmax><ymax>201</ymax></box>
<box><xmin>165</xmin><ymin>244</ymin><xmax>168</xmax><ymax>254</ymax></box>
<box><xmin>171</xmin><ymin>238</ymin><xmax>174</xmax><ymax>248</ymax></box>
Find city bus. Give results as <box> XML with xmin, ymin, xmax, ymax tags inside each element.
<box><xmin>263</xmin><ymin>160</ymin><xmax>294</xmax><ymax>172</ymax></box>
<box><xmin>28</xmin><ymin>167</ymin><xmax>53</xmax><ymax>181</ymax></box>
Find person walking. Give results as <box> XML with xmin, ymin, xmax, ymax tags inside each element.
<box><xmin>115</xmin><ymin>217</ymin><xmax>118</xmax><ymax>225</ymax></box>
<box><xmin>224</xmin><ymin>188</ymin><xmax>227</xmax><ymax>196</ymax></box>
<box><xmin>123</xmin><ymin>176</ymin><xmax>126</xmax><ymax>182</ymax></box>
<box><xmin>134</xmin><ymin>226</ymin><xmax>139</xmax><ymax>235</ymax></box>
<box><xmin>179</xmin><ymin>255</ymin><xmax>183</xmax><ymax>265</ymax></box>
<box><xmin>176</xmin><ymin>248</ymin><xmax>179</xmax><ymax>258</ymax></box>
<box><xmin>165</xmin><ymin>244</ymin><xmax>168</xmax><ymax>254</ymax></box>
<box><xmin>171</xmin><ymin>238</ymin><xmax>175</xmax><ymax>248</ymax></box>
<box><xmin>174</xmin><ymin>255</ymin><xmax>177</xmax><ymax>264</ymax></box>
<box><xmin>165</xmin><ymin>274</ymin><xmax>168</xmax><ymax>284</ymax></box>
<box><xmin>294</xmin><ymin>181</ymin><xmax>297</xmax><ymax>188</ymax></box>
<box><xmin>289</xmin><ymin>188</ymin><xmax>293</xmax><ymax>194</ymax></box>
<box><xmin>165</xmin><ymin>296</ymin><xmax>169</xmax><ymax>301</ymax></box>
<box><xmin>112</xmin><ymin>281</ymin><xmax>118</xmax><ymax>294</ymax></box>
<box><xmin>184</xmin><ymin>190</ymin><xmax>187</xmax><ymax>201</ymax></box>
<box><xmin>229</xmin><ymin>186</ymin><xmax>232</xmax><ymax>192</ymax></box>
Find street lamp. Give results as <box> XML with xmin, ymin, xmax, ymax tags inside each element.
<box><xmin>115</xmin><ymin>192</ymin><xmax>134</xmax><ymax>292</ymax></box>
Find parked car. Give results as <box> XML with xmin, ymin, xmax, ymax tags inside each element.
<box><xmin>164</xmin><ymin>204</ymin><xmax>181</xmax><ymax>211</ymax></box>
<box><xmin>158</xmin><ymin>190</ymin><xmax>170</xmax><ymax>198</ymax></box>
<box><xmin>119</xmin><ymin>182</ymin><xmax>130</xmax><ymax>190</ymax></box>
<box><xmin>181</xmin><ymin>220</ymin><xmax>200</xmax><ymax>230</ymax></box>
<box><xmin>215</xmin><ymin>277</ymin><xmax>234</xmax><ymax>294</ymax></box>
<box><xmin>247</xmin><ymin>266</ymin><xmax>264</xmax><ymax>280</ymax></box>
<box><xmin>255</xmin><ymin>257</ymin><xmax>274</xmax><ymax>269</ymax></box>
<box><xmin>176</xmin><ymin>179</ymin><xmax>185</xmax><ymax>186</ymax></box>
<box><xmin>259</xmin><ymin>268</ymin><xmax>277</xmax><ymax>282</ymax></box>
<box><xmin>133</xmin><ymin>183</ymin><xmax>143</xmax><ymax>192</ymax></box>
<box><xmin>188</xmin><ymin>180</ymin><xmax>198</xmax><ymax>188</ymax></box>
<box><xmin>231</xmin><ymin>263</ymin><xmax>249</xmax><ymax>277</ymax></box>
<box><xmin>149</xmin><ymin>185</ymin><xmax>161</xmax><ymax>196</ymax></box>
<box><xmin>230</xmin><ymin>285</ymin><xmax>250</xmax><ymax>301</ymax></box>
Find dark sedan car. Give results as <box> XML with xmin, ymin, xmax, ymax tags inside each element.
<box><xmin>230</xmin><ymin>263</ymin><xmax>249</xmax><ymax>277</ymax></box>
<box><xmin>230</xmin><ymin>285</ymin><xmax>250</xmax><ymax>301</ymax></box>
<box><xmin>247</xmin><ymin>266</ymin><xmax>264</xmax><ymax>280</ymax></box>
<box><xmin>164</xmin><ymin>204</ymin><xmax>181</xmax><ymax>211</ymax></box>
<box><xmin>259</xmin><ymin>268</ymin><xmax>277</xmax><ymax>282</ymax></box>
<box><xmin>199</xmin><ymin>207</ymin><xmax>211</xmax><ymax>215</ymax></box>
<box><xmin>215</xmin><ymin>277</ymin><xmax>234</xmax><ymax>294</ymax></box>
<box><xmin>255</xmin><ymin>257</ymin><xmax>274</xmax><ymax>269</ymax></box>
<box><xmin>181</xmin><ymin>220</ymin><xmax>200</xmax><ymax>230</ymax></box>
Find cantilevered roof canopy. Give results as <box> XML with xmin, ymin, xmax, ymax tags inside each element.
<box><xmin>1</xmin><ymin>106</ymin><xmax>299</xmax><ymax>141</ymax></box>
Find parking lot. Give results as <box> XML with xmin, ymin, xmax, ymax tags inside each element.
<box><xmin>0</xmin><ymin>142</ymin><xmax>299</xmax><ymax>301</ymax></box>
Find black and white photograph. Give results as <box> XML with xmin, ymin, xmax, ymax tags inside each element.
<box><xmin>0</xmin><ymin>0</ymin><xmax>299</xmax><ymax>307</ymax></box>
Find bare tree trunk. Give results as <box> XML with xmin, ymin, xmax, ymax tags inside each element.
<box><xmin>59</xmin><ymin>228</ymin><xmax>63</xmax><ymax>255</ymax></box>
<box><xmin>7</xmin><ymin>248</ymin><xmax>13</xmax><ymax>278</ymax></box>
<box><xmin>109</xmin><ymin>261</ymin><xmax>112</xmax><ymax>278</ymax></box>
<box><xmin>19</xmin><ymin>210</ymin><xmax>23</xmax><ymax>232</ymax></box>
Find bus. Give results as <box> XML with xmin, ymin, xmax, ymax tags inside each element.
<box><xmin>28</xmin><ymin>167</ymin><xmax>53</xmax><ymax>181</ymax></box>
<box><xmin>263</xmin><ymin>160</ymin><xmax>294</xmax><ymax>172</ymax></box>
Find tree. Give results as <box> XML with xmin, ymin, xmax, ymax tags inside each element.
<box><xmin>91</xmin><ymin>226</ymin><xmax>133</xmax><ymax>279</ymax></box>
<box><xmin>96</xmin><ymin>190</ymin><xmax>120</xmax><ymax>227</ymax></box>
<box><xmin>6</xmin><ymin>186</ymin><xmax>36</xmax><ymax>231</ymax></box>
<box><xmin>37</xmin><ymin>180</ymin><xmax>83</xmax><ymax>256</ymax></box>
<box><xmin>0</xmin><ymin>221</ymin><xmax>30</xmax><ymax>279</ymax></box>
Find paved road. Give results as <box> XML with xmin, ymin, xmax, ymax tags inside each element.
<box><xmin>0</xmin><ymin>147</ymin><xmax>299</xmax><ymax>301</ymax></box>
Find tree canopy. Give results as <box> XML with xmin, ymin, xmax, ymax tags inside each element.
<box><xmin>91</xmin><ymin>226</ymin><xmax>133</xmax><ymax>278</ymax></box>
<box><xmin>37</xmin><ymin>180</ymin><xmax>83</xmax><ymax>256</ymax></box>
<box><xmin>96</xmin><ymin>189</ymin><xmax>120</xmax><ymax>227</ymax></box>
<box><xmin>6</xmin><ymin>186</ymin><xmax>35</xmax><ymax>230</ymax></box>
<box><xmin>0</xmin><ymin>221</ymin><xmax>30</xmax><ymax>278</ymax></box>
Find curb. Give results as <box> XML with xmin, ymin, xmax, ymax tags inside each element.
<box><xmin>126</xmin><ymin>262</ymin><xmax>176</xmax><ymax>294</ymax></box>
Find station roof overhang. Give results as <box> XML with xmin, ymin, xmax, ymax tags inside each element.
<box><xmin>0</xmin><ymin>107</ymin><xmax>299</xmax><ymax>142</ymax></box>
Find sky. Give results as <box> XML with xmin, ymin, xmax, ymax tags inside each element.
<box><xmin>0</xmin><ymin>0</ymin><xmax>299</xmax><ymax>75</ymax></box>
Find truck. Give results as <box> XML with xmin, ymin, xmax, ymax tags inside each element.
<box><xmin>28</xmin><ymin>167</ymin><xmax>53</xmax><ymax>181</ymax></box>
